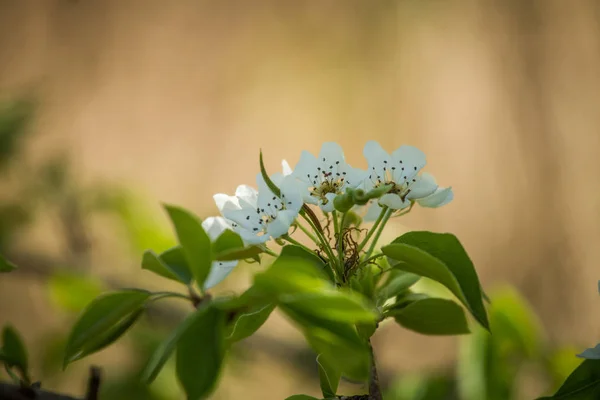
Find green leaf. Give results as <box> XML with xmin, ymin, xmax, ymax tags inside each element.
<box><xmin>284</xmin><ymin>396</ymin><xmax>321</xmax><ymax>400</ymax></box>
<box><xmin>176</xmin><ymin>306</ymin><xmax>226</xmax><ymax>400</ymax></box>
<box><xmin>254</xmin><ymin>259</ymin><xmax>330</xmax><ymax>295</ymax></box>
<box><xmin>214</xmin><ymin>246</ymin><xmax>263</xmax><ymax>262</ymax></box>
<box><xmin>142</xmin><ymin>249</ymin><xmax>192</xmax><ymax>284</ymax></box>
<box><xmin>376</xmin><ymin>270</ymin><xmax>421</xmax><ymax>303</ymax></box>
<box><xmin>539</xmin><ymin>359</ymin><xmax>600</xmax><ymax>399</ymax></box>
<box><xmin>142</xmin><ymin>303</ymin><xmax>210</xmax><ymax>384</ymax></box>
<box><xmin>259</xmin><ymin>150</ymin><xmax>281</xmax><ymax>197</ymax></box>
<box><xmin>317</xmin><ymin>353</ymin><xmax>340</xmax><ymax>398</ymax></box>
<box><xmin>2</xmin><ymin>325</ymin><xmax>28</xmax><ymax>373</ymax></box>
<box><xmin>48</xmin><ymin>272</ymin><xmax>105</xmax><ymax>313</ymax></box>
<box><xmin>278</xmin><ymin>244</ymin><xmax>334</xmax><ymax>282</ymax></box>
<box><xmin>163</xmin><ymin>205</ymin><xmax>212</xmax><ymax>287</ymax></box>
<box><xmin>382</xmin><ymin>231</ymin><xmax>489</xmax><ymax>330</ymax></box>
<box><xmin>0</xmin><ymin>253</ymin><xmax>17</xmax><ymax>272</ymax></box>
<box><xmin>578</xmin><ymin>344</ymin><xmax>600</xmax><ymax>360</ymax></box>
<box><xmin>280</xmin><ymin>291</ymin><xmax>376</xmax><ymax>324</ymax></box>
<box><xmin>307</xmin><ymin>326</ymin><xmax>370</xmax><ymax>382</ymax></box>
<box><xmin>226</xmin><ymin>303</ymin><xmax>275</xmax><ymax>343</ymax></box>
<box><xmin>388</xmin><ymin>297</ymin><xmax>470</xmax><ymax>335</ymax></box>
<box><xmin>76</xmin><ymin>309</ymin><xmax>144</xmax><ymax>362</ymax></box>
<box><xmin>213</xmin><ymin>229</ymin><xmax>243</xmax><ymax>254</ymax></box>
<box><xmin>158</xmin><ymin>246</ymin><xmax>193</xmax><ymax>284</ymax></box>
<box><xmin>64</xmin><ymin>290</ymin><xmax>150</xmax><ymax>367</ymax></box>
<box><xmin>280</xmin><ymin>304</ymin><xmax>370</xmax><ymax>381</ymax></box>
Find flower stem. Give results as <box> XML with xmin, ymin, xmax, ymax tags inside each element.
<box><xmin>296</xmin><ymin>220</ymin><xmax>321</xmax><ymax>247</ymax></box>
<box><xmin>365</xmin><ymin>209</ymin><xmax>394</xmax><ymax>258</ymax></box>
<box><xmin>262</xmin><ymin>247</ymin><xmax>279</xmax><ymax>257</ymax></box>
<box><xmin>301</xmin><ymin>211</ymin><xmax>340</xmax><ymax>279</ymax></box>
<box><xmin>364</xmin><ymin>208</ymin><xmax>392</xmax><ymax>259</ymax></box>
<box><xmin>368</xmin><ymin>340</ymin><xmax>383</xmax><ymax>400</ymax></box>
<box><xmin>357</xmin><ymin>206</ymin><xmax>388</xmax><ymax>253</ymax></box>
<box><xmin>282</xmin><ymin>234</ymin><xmax>313</xmax><ymax>254</ymax></box>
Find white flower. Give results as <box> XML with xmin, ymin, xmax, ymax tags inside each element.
<box><xmin>291</xmin><ymin>142</ymin><xmax>366</xmax><ymax>212</ymax></box>
<box><xmin>362</xmin><ymin>141</ymin><xmax>439</xmax><ymax>210</ymax></box>
<box><xmin>201</xmin><ymin>216</ymin><xmax>238</xmax><ymax>290</ymax></box>
<box><xmin>213</xmin><ymin>174</ymin><xmax>303</xmax><ymax>244</ymax></box>
<box><xmin>417</xmin><ymin>186</ymin><xmax>454</xmax><ymax>208</ymax></box>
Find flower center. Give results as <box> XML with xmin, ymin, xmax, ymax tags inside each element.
<box><xmin>310</xmin><ymin>177</ymin><xmax>343</xmax><ymax>204</ymax></box>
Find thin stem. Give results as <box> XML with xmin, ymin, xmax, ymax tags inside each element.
<box><xmin>368</xmin><ymin>340</ymin><xmax>383</xmax><ymax>400</ymax></box>
<box><xmin>282</xmin><ymin>234</ymin><xmax>313</xmax><ymax>254</ymax></box>
<box><xmin>262</xmin><ymin>247</ymin><xmax>279</xmax><ymax>257</ymax></box>
<box><xmin>332</xmin><ymin>210</ymin><xmax>340</xmax><ymax>238</ymax></box>
<box><xmin>361</xmin><ymin>253</ymin><xmax>385</xmax><ymax>267</ymax></box>
<box><xmin>150</xmin><ymin>291</ymin><xmax>192</xmax><ymax>302</ymax></box>
<box><xmin>296</xmin><ymin>220</ymin><xmax>321</xmax><ymax>246</ymax></box>
<box><xmin>365</xmin><ymin>208</ymin><xmax>392</xmax><ymax>259</ymax></box>
<box><xmin>301</xmin><ymin>211</ymin><xmax>340</xmax><ymax>279</ymax></box>
<box><xmin>357</xmin><ymin>206</ymin><xmax>388</xmax><ymax>253</ymax></box>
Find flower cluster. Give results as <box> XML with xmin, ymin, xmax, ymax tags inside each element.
<box><xmin>202</xmin><ymin>141</ymin><xmax>452</xmax><ymax>288</ymax></box>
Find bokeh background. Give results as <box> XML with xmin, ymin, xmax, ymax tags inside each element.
<box><xmin>1</xmin><ymin>1</ymin><xmax>600</xmax><ymax>399</ymax></box>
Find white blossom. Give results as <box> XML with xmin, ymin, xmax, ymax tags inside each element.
<box><xmin>213</xmin><ymin>174</ymin><xmax>303</xmax><ymax>244</ymax></box>
<box><xmin>201</xmin><ymin>216</ymin><xmax>238</xmax><ymax>290</ymax></box>
<box><xmin>417</xmin><ymin>186</ymin><xmax>454</xmax><ymax>208</ymax></box>
<box><xmin>362</xmin><ymin>141</ymin><xmax>440</xmax><ymax>210</ymax></box>
<box><xmin>291</xmin><ymin>142</ymin><xmax>366</xmax><ymax>212</ymax></box>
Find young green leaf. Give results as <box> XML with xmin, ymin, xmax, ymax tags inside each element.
<box><xmin>64</xmin><ymin>290</ymin><xmax>150</xmax><ymax>367</ymax></box>
<box><xmin>538</xmin><ymin>359</ymin><xmax>600</xmax><ymax>399</ymax></box>
<box><xmin>163</xmin><ymin>205</ymin><xmax>212</xmax><ymax>288</ymax></box>
<box><xmin>226</xmin><ymin>303</ymin><xmax>275</xmax><ymax>343</ymax></box>
<box><xmin>158</xmin><ymin>246</ymin><xmax>193</xmax><ymax>284</ymax></box>
<box><xmin>214</xmin><ymin>246</ymin><xmax>263</xmax><ymax>262</ymax></box>
<box><xmin>280</xmin><ymin>304</ymin><xmax>369</xmax><ymax>381</ymax></box>
<box><xmin>142</xmin><ymin>303</ymin><xmax>211</xmax><ymax>383</ymax></box>
<box><xmin>142</xmin><ymin>249</ymin><xmax>191</xmax><ymax>284</ymax></box>
<box><xmin>388</xmin><ymin>297</ymin><xmax>470</xmax><ymax>335</ymax></box>
<box><xmin>176</xmin><ymin>306</ymin><xmax>226</xmax><ymax>400</ymax></box>
<box><xmin>376</xmin><ymin>270</ymin><xmax>420</xmax><ymax>304</ymax></box>
<box><xmin>259</xmin><ymin>150</ymin><xmax>281</xmax><ymax>197</ymax></box>
<box><xmin>278</xmin><ymin>244</ymin><xmax>334</xmax><ymax>282</ymax></box>
<box><xmin>213</xmin><ymin>230</ymin><xmax>243</xmax><ymax>254</ymax></box>
<box><xmin>0</xmin><ymin>253</ymin><xmax>17</xmax><ymax>273</ymax></box>
<box><xmin>317</xmin><ymin>353</ymin><xmax>340</xmax><ymax>398</ymax></box>
<box><xmin>280</xmin><ymin>291</ymin><xmax>376</xmax><ymax>324</ymax></box>
<box><xmin>74</xmin><ymin>309</ymin><xmax>144</xmax><ymax>362</ymax></box>
<box><xmin>2</xmin><ymin>325</ymin><xmax>28</xmax><ymax>375</ymax></box>
<box><xmin>382</xmin><ymin>231</ymin><xmax>489</xmax><ymax>330</ymax></box>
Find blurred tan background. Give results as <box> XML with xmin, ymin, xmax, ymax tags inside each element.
<box><xmin>1</xmin><ymin>1</ymin><xmax>600</xmax><ymax>399</ymax></box>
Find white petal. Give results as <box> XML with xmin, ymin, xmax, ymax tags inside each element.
<box><xmin>223</xmin><ymin>208</ymin><xmax>261</xmax><ymax>231</ymax></box>
<box><xmin>279</xmin><ymin>175</ymin><xmax>305</xmax><ymax>212</ymax></box>
<box><xmin>391</xmin><ymin>145</ymin><xmax>426</xmax><ymax>183</ymax></box>
<box><xmin>267</xmin><ymin>209</ymin><xmax>297</xmax><ymax>239</ymax></box>
<box><xmin>406</xmin><ymin>172</ymin><xmax>438</xmax><ymax>199</ymax></box>
<box><xmin>362</xmin><ymin>201</ymin><xmax>384</xmax><ymax>222</ymax></box>
<box><xmin>270</xmin><ymin>172</ymin><xmax>285</xmax><ymax>187</ymax></box>
<box><xmin>203</xmin><ymin>260</ymin><xmax>238</xmax><ymax>290</ymax></box>
<box><xmin>292</xmin><ymin>150</ymin><xmax>319</xmax><ymax>184</ymax></box>
<box><xmin>235</xmin><ymin>185</ymin><xmax>258</xmax><ymax>208</ymax></box>
<box><xmin>238</xmin><ymin>229</ymin><xmax>270</xmax><ymax>244</ymax></box>
<box><xmin>363</xmin><ymin>141</ymin><xmax>391</xmax><ymax>187</ymax></box>
<box><xmin>201</xmin><ymin>216</ymin><xmax>231</xmax><ymax>241</ymax></box>
<box><xmin>318</xmin><ymin>142</ymin><xmax>345</xmax><ymax>165</ymax></box>
<box><xmin>379</xmin><ymin>193</ymin><xmax>409</xmax><ymax>210</ymax></box>
<box><xmin>213</xmin><ymin>194</ymin><xmax>240</xmax><ymax>213</ymax></box>
<box><xmin>341</xmin><ymin>165</ymin><xmax>368</xmax><ymax>189</ymax></box>
<box><xmin>417</xmin><ymin>187</ymin><xmax>454</xmax><ymax>208</ymax></box>
<box><xmin>282</xmin><ymin>159</ymin><xmax>293</xmax><ymax>176</ymax></box>
<box><xmin>320</xmin><ymin>192</ymin><xmax>337</xmax><ymax>212</ymax></box>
